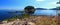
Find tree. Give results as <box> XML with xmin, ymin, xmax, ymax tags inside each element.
<box><xmin>58</xmin><ymin>7</ymin><xmax>60</xmax><ymax>10</ymax></box>
<box><xmin>20</xmin><ymin>6</ymin><xmax>35</xmax><ymax>19</ymax></box>
<box><xmin>57</xmin><ymin>6</ymin><xmax>60</xmax><ymax>10</ymax></box>
<box><xmin>24</xmin><ymin>6</ymin><xmax>35</xmax><ymax>14</ymax></box>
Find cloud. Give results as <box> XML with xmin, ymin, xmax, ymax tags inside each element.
<box><xmin>36</xmin><ymin>0</ymin><xmax>44</xmax><ymax>2</ymax></box>
<box><xmin>57</xmin><ymin>4</ymin><xmax>60</xmax><ymax>7</ymax></box>
<box><xmin>41</xmin><ymin>1</ymin><xmax>58</xmax><ymax>9</ymax></box>
<box><xmin>47</xmin><ymin>1</ymin><xmax>60</xmax><ymax>7</ymax></box>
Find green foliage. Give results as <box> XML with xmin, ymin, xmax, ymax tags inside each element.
<box><xmin>24</xmin><ymin>6</ymin><xmax>35</xmax><ymax>14</ymax></box>
<box><xmin>3</xmin><ymin>13</ymin><xmax>30</xmax><ymax>22</ymax></box>
<box><xmin>21</xmin><ymin>14</ymin><xmax>30</xmax><ymax>19</ymax></box>
<box><xmin>57</xmin><ymin>6</ymin><xmax>60</xmax><ymax>10</ymax></box>
<box><xmin>3</xmin><ymin>15</ymin><xmax>20</xmax><ymax>22</ymax></box>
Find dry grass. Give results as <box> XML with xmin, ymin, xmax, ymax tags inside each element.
<box><xmin>25</xmin><ymin>16</ymin><xmax>58</xmax><ymax>25</ymax></box>
<box><xmin>1</xmin><ymin>16</ymin><xmax>58</xmax><ymax>25</ymax></box>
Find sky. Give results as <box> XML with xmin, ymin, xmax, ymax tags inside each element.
<box><xmin>0</xmin><ymin>0</ymin><xmax>59</xmax><ymax>10</ymax></box>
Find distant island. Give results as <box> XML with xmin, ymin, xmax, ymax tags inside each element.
<box><xmin>49</xmin><ymin>8</ymin><xmax>59</xmax><ymax>10</ymax></box>
<box><xmin>49</xmin><ymin>7</ymin><xmax>60</xmax><ymax>10</ymax></box>
<box><xmin>35</xmin><ymin>8</ymin><xmax>47</xmax><ymax>10</ymax></box>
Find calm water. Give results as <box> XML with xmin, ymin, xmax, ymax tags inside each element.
<box><xmin>34</xmin><ymin>10</ymin><xmax>57</xmax><ymax>16</ymax></box>
<box><xmin>0</xmin><ymin>10</ymin><xmax>57</xmax><ymax>20</ymax></box>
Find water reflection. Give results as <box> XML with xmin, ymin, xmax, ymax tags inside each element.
<box><xmin>34</xmin><ymin>10</ymin><xmax>57</xmax><ymax>16</ymax></box>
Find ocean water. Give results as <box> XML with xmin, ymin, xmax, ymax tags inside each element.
<box><xmin>34</xmin><ymin>10</ymin><xmax>57</xmax><ymax>16</ymax></box>
<box><xmin>0</xmin><ymin>10</ymin><xmax>57</xmax><ymax>20</ymax></box>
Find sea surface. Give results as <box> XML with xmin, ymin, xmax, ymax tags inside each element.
<box><xmin>34</xmin><ymin>10</ymin><xmax>57</xmax><ymax>16</ymax></box>
<box><xmin>0</xmin><ymin>10</ymin><xmax>57</xmax><ymax>20</ymax></box>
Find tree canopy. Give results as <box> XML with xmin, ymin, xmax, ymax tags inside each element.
<box><xmin>24</xmin><ymin>6</ymin><xmax>35</xmax><ymax>14</ymax></box>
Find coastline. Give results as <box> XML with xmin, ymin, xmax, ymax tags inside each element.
<box><xmin>0</xmin><ymin>15</ymin><xmax>58</xmax><ymax>25</ymax></box>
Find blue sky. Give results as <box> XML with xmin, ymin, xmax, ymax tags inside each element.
<box><xmin>0</xmin><ymin>0</ymin><xmax>59</xmax><ymax>10</ymax></box>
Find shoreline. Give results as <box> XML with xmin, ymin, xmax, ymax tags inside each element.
<box><xmin>0</xmin><ymin>15</ymin><xmax>58</xmax><ymax>25</ymax></box>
